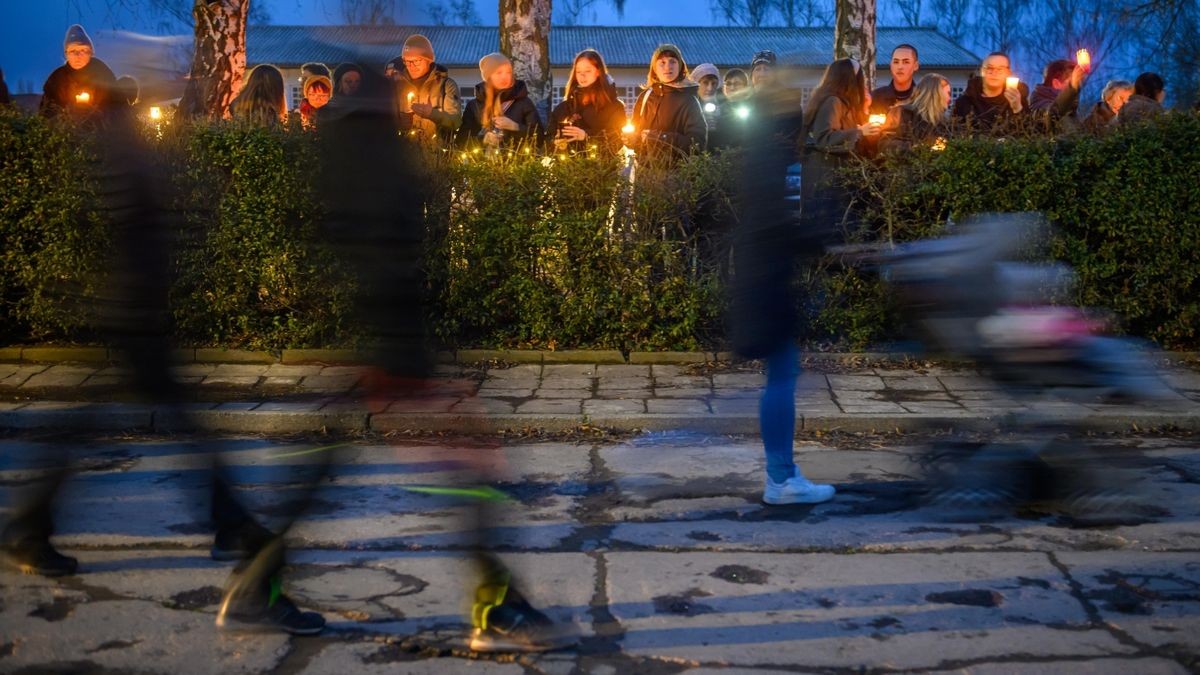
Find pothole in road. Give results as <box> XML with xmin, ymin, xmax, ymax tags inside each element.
<box><xmin>710</xmin><ymin>564</ymin><xmax>769</xmax><ymax>585</ymax></box>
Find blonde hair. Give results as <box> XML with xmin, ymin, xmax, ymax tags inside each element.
<box><xmin>901</xmin><ymin>73</ymin><xmax>950</xmax><ymax>126</ymax></box>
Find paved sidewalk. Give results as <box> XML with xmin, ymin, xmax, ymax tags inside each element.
<box><xmin>3</xmin><ymin>361</ymin><xmax>1200</xmax><ymax>433</ymax></box>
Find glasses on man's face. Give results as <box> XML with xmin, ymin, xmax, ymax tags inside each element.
<box><xmin>403</xmin><ymin>59</ymin><xmax>425</xmax><ymax>67</ymax></box>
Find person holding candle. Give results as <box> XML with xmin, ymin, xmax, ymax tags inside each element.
<box><xmin>39</xmin><ymin>24</ymin><xmax>117</xmax><ymax>119</ymax></box>
<box><xmin>879</xmin><ymin>73</ymin><xmax>953</xmax><ymax>153</ymax></box>
<box><xmin>870</xmin><ymin>44</ymin><xmax>920</xmax><ymax>114</ymax></box>
<box><xmin>951</xmin><ymin>52</ymin><xmax>1029</xmax><ymax>128</ymax></box>
<box><xmin>1028</xmin><ymin>58</ymin><xmax>1088</xmax><ymax>128</ymax></box>
<box><xmin>1082</xmin><ymin>79</ymin><xmax>1134</xmax><ymax>133</ymax></box>
<box><xmin>626</xmin><ymin>44</ymin><xmax>708</xmax><ymax>157</ymax></box>
<box><xmin>458</xmin><ymin>52</ymin><xmax>544</xmax><ymax>151</ymax></box>
<box><xmin>549</xmin><ymin>49</ymin><xmax>627</xmax><ymax>155</ymax></box>
<box><xmin>390</xmin><ymin>34</ymin><xmax>463</xmax><ymax>147</ymax></box>
<box><xmin>1114</xmin><ymin>72</ymin><xmax>1167</xmax><ymax>127</ymax></box>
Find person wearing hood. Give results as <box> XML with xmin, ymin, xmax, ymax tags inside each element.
<box><xmin>625</xmin><ymin>44</ymin><xmax>707</xmax><ymax>156</ymax></box>
<box><xmin>952</xmin><ymin>52</ymin><xmax>1029</xmax><ymax>128</ymax></box>
<box><xmin>549</xmin><ymin>49</ymin><xmax>626</xmax><ymax>154</ymax></box>
<box><xmin>333</xmin><ymin>63</ymin><xmax>364</xmax><ymax>98</ymax></box>
<box><xmin>1028</xmin><ymin>58</ymin><xmax>1088</xmax><ymax>129</ymax></box>
<box><xmin>690</xmin><ymin>63</ymin><xmax>728</xmax><ymax>147</ymax></box>
<box><xmin>391</xmin><ymin>34</ymin><xmax>463</xmax><ymax>146</ymax></box>
<box><xmin>1082</xmin><ymin>79</ymin><xmax>1133</xmax><ymax>133</ymax></box>
<box><xmin>40</xmin><ymin>24</ymin><xmax>118</xmax><ymax>119</ymax></box>
<box><xmin>458</xmin><ymin>52</ymin><xmax>544</xmax><ymax>150</ymax></box>
<box><xmin>1113</xmin><ymin>72</ymin><xmax>1166</xmax><ymax>128</ymax></box>
<box><xmin>298</xmin><ymin>74</ymin><xmax>332</xmax><ymax>129</ymax></box>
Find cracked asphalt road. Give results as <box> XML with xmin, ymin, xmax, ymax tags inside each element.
<box><xmin>1</xmin><ymin>430</ymin><xmax>1198</xmax><ymax>674</ymax></box>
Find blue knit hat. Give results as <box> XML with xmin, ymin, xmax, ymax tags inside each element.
<box><xmin>64</xmin><ymin>24</ymin><xmax>93</xmax><ymax>51</ymax></box>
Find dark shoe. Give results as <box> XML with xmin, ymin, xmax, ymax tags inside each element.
<box><xmin>216</xmin><ymin>591</ymin><xmax>325</xmax><ymax>635</ymax></box>
<box><xmin>469</xmin><ymin>598</ymin><xmax>576</xmax><ymax>653</ymax></box>
<box><xmin>211</xmin><ymin>522</ymin><xmax>273</xmax><ymax>562</ymax></box>
<box><xmin>1</xmin><ymin>540</ymin><xmax>78</xmax><ymax>577</ymax></box>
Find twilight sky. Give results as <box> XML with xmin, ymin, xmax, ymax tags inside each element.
<box><xmin>0</xmin><ymin>0</ymin><xmax>722</xmax><ymax>93</ymax></box>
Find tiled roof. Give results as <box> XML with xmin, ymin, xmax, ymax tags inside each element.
<box><xmin>247</xmin><ymin>25</ymin><xmax>979</xmax><ymax>71</ymax></box>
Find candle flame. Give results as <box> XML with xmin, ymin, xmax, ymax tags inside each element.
<box><xmin>932</xmin><ymin>137</ymin><xmax>947</xmax><ymax>151</ymax></box>
<box><xmin>868</xmin><ymin>114</ymin><xmax>886</xmax><ymax>126</ymax></box>
<box><xmin>75</xmin><ymin>91</ymin><xmax>91</xmax><ymax>104</ymax></box>
<box><xmin>622</xmin><ymin>122</ymin><xmax>635</xmax><ymax>134</ymax></box>
<box><xmin>1005</xmin><ymin>77</ymin><xmax>1020</xmax><ymax>90</ymax></box>
<box><xmin>149</xmin><ymin>106</ymin><xmax>162</xmax><ymax>120</ymax></box>
<box><xmin>1076</xmin><ymin>49</ymin><xmax>1091</xmax><ymax>70</ymax></box>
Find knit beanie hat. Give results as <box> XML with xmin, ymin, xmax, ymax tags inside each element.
<box><xmin>751</xmin><ymin>50</ymin><xmax>777</xmax><ymax>68</ymax></box>
<box><xmin>303</xmin><ymin>74</ymin><xmax>332</xmax><ymax>97</ymax></box>
<box><xmin>404</xmin><ymin>34</ymin><xmax>435</xmax><ymax>63</ymax></box>
<box><xmin>64</xmin><ymin>24</ymin><xmax>93</xmax><ymax>51</ymax></box>
<box><xmin>648</xmin><ymin>44</ymin><xmax>688</xmax><ymax>84</ymax></box>
<box><xmin>691</xmin><ymin>63</ymin><xmax>722</xmax><ymax>88</ymax></box>
<box><xmin>479</xmin><ymin>52</ymin><xmax>511</xmax><ymax>83</ymax></box>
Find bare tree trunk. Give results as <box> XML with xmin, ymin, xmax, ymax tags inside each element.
<box><xmin>180</xmin><ymin>0</ymin><xmax>249</xmax><ymax>119</ymax></box>
<box><xmin>500</xmin><ymin>0</ymin><xmax>552</xmax><ymax>122</ymax></box>
<box><xmin>834</xmin><ymin>0</ymin><xmax>877</xmax><ymax>89</ymax></box>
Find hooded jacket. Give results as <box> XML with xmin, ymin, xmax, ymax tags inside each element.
<box><xmin>39</xmin><ymin>57</ymin><xmax>118</xmax><ymax>118</ymax></box>
<box><xmin>951</xmin><ymin>75</ymin><xmax>1029</xmax><ymax>127</ymax></box>
<box><xmin>631</xmin><ymin>44</ymin><xmax>707</xmax><ymax>155</ymax></box>
<box><xmin>1113</xmin><ymin>94</ymin><xmax>1163</xmax><ymax>128</ymax></box>
<box><xmin>457</xmin><ymin>79</ymin><xmax>544</xmax><ymax>148</ymax></box>
<box><xmin>395</xmin><ymin>63</ymin><xmax>463</xmax><ymax>145</ymax></box>
<box><xmin>549</xmin><ymin>75</ymin><xmax>627</xmax><ymax>154</ymax></box>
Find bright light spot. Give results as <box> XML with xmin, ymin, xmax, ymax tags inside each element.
<box><xmin>735</xmin><ymin>106</ymin><xmax>750</xmax><ymax>120</ymax></box>
<box><xmin>149</xmin><ymin>106</ymin><xmax>162</xmax><ymax>120</ymax></box>
<box><xmin>704</xmin><ymin>102</ymin><xmax>716</xmax><ymax>113</ymax></box>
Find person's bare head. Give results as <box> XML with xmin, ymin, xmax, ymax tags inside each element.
<box><xmin>890</xmin><ymin>44</ymin><xmax>919</xmax><ymax>89</ymax></box>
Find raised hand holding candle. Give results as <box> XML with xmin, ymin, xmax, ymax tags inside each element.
<box><xmin>1005</xmin><ymin>77</ymin><xmax>1020</xmax><ymax>90</ymax></box>
<box><xmin>1076</xmin><ymin>49</ymin><xmax>1091</xmax><ymax>72</ymax></box>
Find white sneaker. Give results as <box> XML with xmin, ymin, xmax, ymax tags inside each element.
<box><xmin>762</xmin><ymin>473</ymin><xmax>836</xmax><ymax>505</ymax></box>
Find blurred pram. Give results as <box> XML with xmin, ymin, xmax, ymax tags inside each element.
<box><xmin>853</xmin><ymin>212</ymin><xmax>1175</xmax><ymax>521</ymax></box>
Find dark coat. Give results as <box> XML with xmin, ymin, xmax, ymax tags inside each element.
<box><xmin>39</xmin><ymin>58</ymin><xmax>118</xmax><ymax>117</ymax></box>
<box><xmin>631</xmin><ymin>80</ymin><xmax>707</xmax><ymax>155</ymax></box>
<box><xmin>457</xmin><ymin>80</ymin><xmax>544</xmax><ymax>148</ymax></box>
<box><xmin>548</xmin><ymin>78</ymin><xmax>627</xmax><ymax>154</ymax></box>
<box><xmin>1113</xmin><ymin>94</ymin><xmax>1163</xmax><ymax>128</ymax></box>
<box><xmin>798</xmin><ymin>94</ymin><xmax>864</xmax><ymax>260</ymax></box>
<box><xmin>869</xmin><ymin>81</ymin><xmax>915</xmax><ymax>114</ymax></box>
<box><xmin>879</xmin><ymin>106</ymin><xmax>947</xmax><ymax>153</ymax></box>
<box><xmin>951</xmin><ymin>76</ymin><xmax>1029</xmax><ymax>127</ymax></box>
<box><xmin>1081</xmin><ymin>100</ymin><xmax>1116</xmax><ymax>133</ymax></box>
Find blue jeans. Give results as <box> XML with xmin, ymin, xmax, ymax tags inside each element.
<box><xmin>761</xmin><ymin>343</ymin><xmax>799</xmax><ymax>483</ymax></box>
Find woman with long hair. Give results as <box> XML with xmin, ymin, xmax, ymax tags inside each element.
<box><xmin>457</xmin><ymin>52</ymin><xmax>544</xmax><ymax>150</ymax></box>
<box><xmin>624</xmin><ymin>43</ymin><xmax>707</xmax><ymax>157</ymax></box>
<box><xmin>230</xmin><ymin>64</ymin><xmax>287</xmax><ymax>127</ymax></box>
<box><xmin>549</xmin><ymin>49</ymin><xmax>627</xmax><ymax>154</ymax></box>
<box><xmin>879</xmin><ymin>73</ymin><xmax>951</xmax><ymax>152</ymax></box>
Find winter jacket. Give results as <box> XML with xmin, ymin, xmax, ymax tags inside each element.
<box><xmin>1113</xmin><ymin>94</ymin><xmax>1163</xmax><ymax>128</ymax></box>
<box><xmin>803</xmin><ymin>94</ymin><xmax>865</xmax><ymax>156</ymax></box>
<box><xmin>1029</xmin><ymin>82</ymin><xmax>1080</xmax><ymax>118</ymax></box>
<box><xmin>1081</xmin><ymin>100</ymin><xmax>1116</xmax><ymax>133</ymax></box>
<box><xmin>879</xmin><ymin>106</ymin><xmax>947</xmax><ymax>153</ymax></box>
<box><xmin>631</xmin><ymin>79</ymin><xmax>708</xmax><ymax>156</ymax></box>
<box><xmin>39</xmin><ymin>57</ymin><xmax>118</xmax><ymax>118</ymax></box>
<box><xmin>395</xmin><ymin>64</ymin><xmax>463</xmax><ymax>146</ymax></box>
<box><xmin>798</xmin><ymin>94</ymin><xmax>865</xmax><ymax>266</ymax></box>
<box><xmin>869</xmin><ymin>81</ymin><xmax>915</xmax><ymax>114</ymax></box>
<box><xmin>548</xmin><ymin>78</ymin><xmax>627</xmax><ymax>154</ymax></box>
<box><xmin>457</xmin><ymin>80</ymin><xmax>544</xmax><ymax>149</ymax></box>
<box><xmin>951</xmin><ymin>76</ymin><xmax>1029</xmax><ymax>127</ymax></box>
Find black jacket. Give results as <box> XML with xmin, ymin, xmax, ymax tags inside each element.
<box><xmin>879</xmin><ymin>106</ymin><xmax>947</xmax><ymax>153</ymax></box>
<box><xmin>39</xmin><ymin>58</ymin><xmax>118</xmax><ymax>117</ymax></box>
<box><xmin>951</xmin><ymin>76</ymin><xmax>1029</xmax><ymax>127</ymax></box>
<box><xmin>631</xmin><ymin>79</ymin><xmax>707</xmax><ymax>155</ymax></box>
<box><xmin>1081</xmin><ymin>100</ymin><xmax>1116</xmax><ymax>133</ymax></box>
<box><xmin>548</xmin><ymin>78</ymin><xmax>627</xmax><ymax>154</ymax></box>
<box><xmin>458</xmin><ymin>80</ymin><xmax>544</xmax><ymax>148</ymax></box>
<box><xmin>1113</xmin><ymin>94</ymin><xmax>1163</xmax><ymax>128</ymax></box>
<box><xmin>869</xmin><ymin>81</ymin><xmax>915</xmax><ymax>114</ymax></box>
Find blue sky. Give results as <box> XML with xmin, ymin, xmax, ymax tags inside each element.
<box><xmin>0</xmin><ymin>0</ymin><xmax>717</xmax><ymax>93</ymax></box>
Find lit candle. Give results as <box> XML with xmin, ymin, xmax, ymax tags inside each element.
<box><xmin>1005</xmin><ymin>77</ymin><xmax>1020</xmax><ymax>90</ymax></box>
<box><xmin>1076</xmin><ymin>49</ymin><xmax>1091</xmax><ymax>71</ymax></box>
<box><xmin>932</xmin><ymin>137</ymin><xmax>947</xmax><ymax>152</ymax></box>
<box><xmin>622</xmin><ymin>120</ymin><xmax>635</xmax><ymax>134</ymax></box>
<box><xmin>407</xmin><ymin>92</ymin><xmax>415</xmax><ymax>104</ymax></box>
<box><xmin>149</xmin><ymin>106</ymin><xmax>162</xmax><ymax>120</ymax></box>
<box><xmin>868</xmin><ymin>113</ymin><xmax>886</xmax><ymax>126</ymax></box>
<box><xmin>75</xmin><ymin>91</ymin><xmax>91</xmax><ymax>104</ymax></box>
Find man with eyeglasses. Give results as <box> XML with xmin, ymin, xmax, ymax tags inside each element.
<box><xmin>952</xmin><ymin>52</ymin><xmax>1029</xmax><ymax>127</ymax></box>
<box><xmin>387</xmin><ymin>34</ymin><xmax>463</xmax><ymax>146</ymax></box>
<box><xmin>39</xmin><ymin>24</ymin><xmax>117</xmax><ymax>119</ymax></box>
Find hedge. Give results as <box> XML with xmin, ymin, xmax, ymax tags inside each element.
<box><xmin>1</xmin><ymin>106</ymin><xmax>1198</xmax><ymax>352</ymax></box>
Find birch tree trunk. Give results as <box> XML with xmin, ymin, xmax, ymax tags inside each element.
<box><xmin>499</xmin><ymin>0</ymin><xmax>552</xmax><ymax>122</ymax></box>
<box><xmin>180</xmin><ymin>0</ymin><xmax>249</xmax><ymax>119</ymax></box>
<box><xmin>834</xmin><ymin>0</ymin><xmax>877</xmax><ymax>89</ymax></box>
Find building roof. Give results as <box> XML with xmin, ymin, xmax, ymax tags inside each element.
<box><xmin>247</xmin><ymin>25</ymin><xmax>980</xmax><ymax>71</ymax></box>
